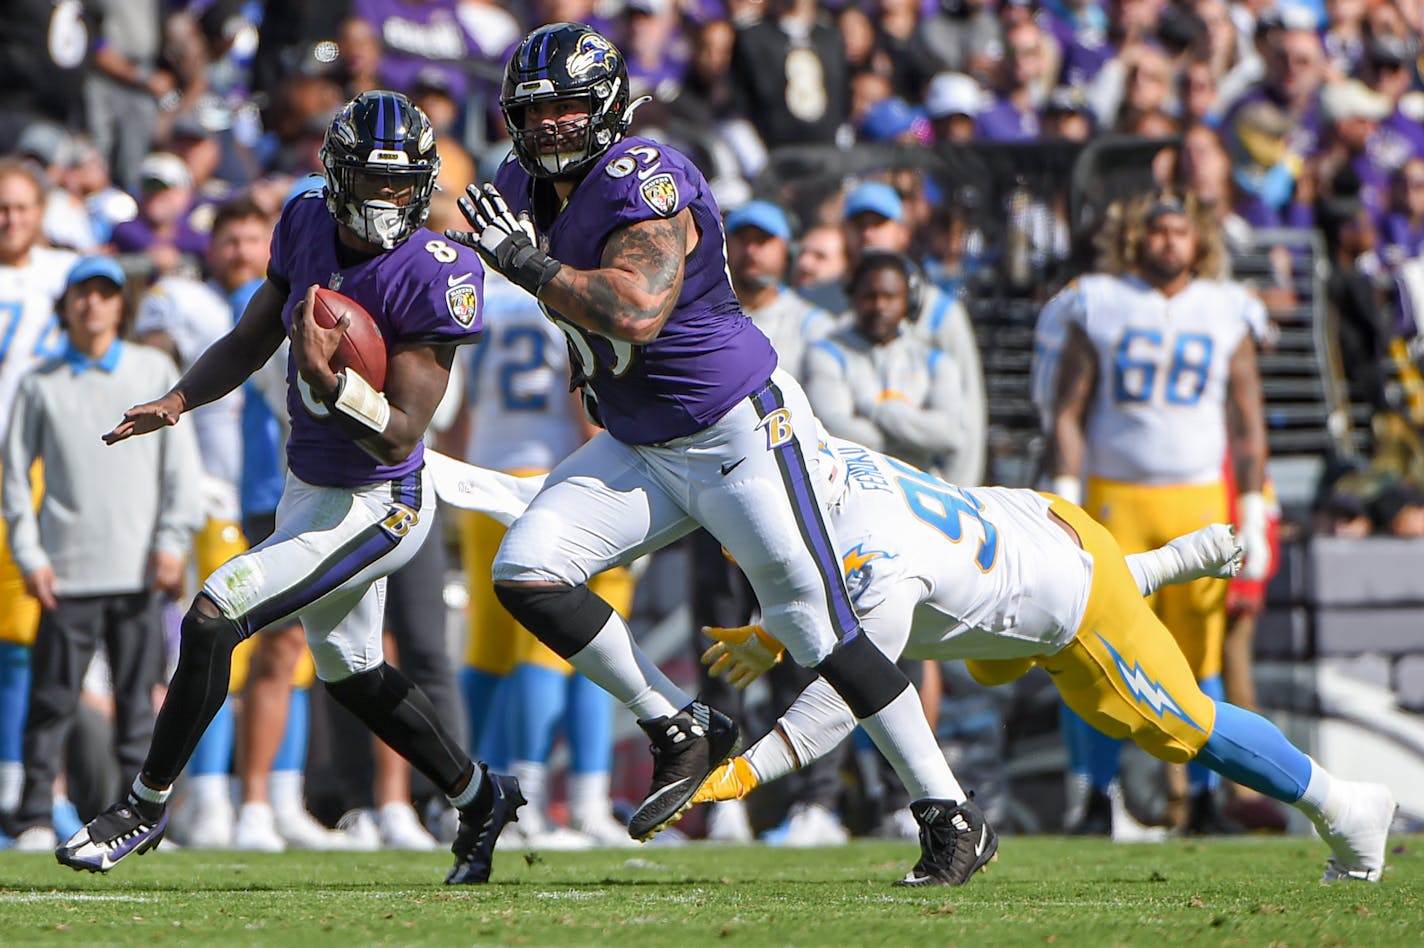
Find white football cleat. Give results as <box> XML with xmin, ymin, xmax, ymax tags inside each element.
<box><xmin>777</xmin><ymin>803</ymin><xmax>850</xmax><ymax>846</ymax></box>
<box><xmin>335</xmin><ymin>808</ymin><xmax>382</xmax><ymax>852</ymax></box>
<box><xmin>1165</xmin><ymin>523</ymin><xmax>1243</xmax><ymax>582</ymax></box>
<box><xmin>377</xmin><ymin>803</ymin><xmax>439</xmax><ymax>851</ymax></box>
<box><xmin>568</xmin><ymin>803</ymin><xmax>637</xmax><ymax>848</ymax></box>
<box><xmin>11</xmin><ymin>825</ymin><xmax>58</xmax><ymax>851</ymax></box>
<box><xmin>705</xmin><ymin>799</ymin><xmax>755</xmax><ymax>843</ymax></box>
<box><xmin>1315</xmin><ymin>781</ymin><xmax>1396</xmax><ymax>882</ymax></box>
<box><xmin>274</xmin><ymin>805</ymin><xmax>351</xmax><ymax>850</ymax></box>
<box><xmin>232</xmin><ymin>803</ymin><xmax>286</xmax><ymax>853</ymax></box>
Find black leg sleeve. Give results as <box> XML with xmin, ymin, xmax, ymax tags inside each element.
<box><xmin>324</xmin><ymin>662</ymin><xmax>472</xmax><ymax>797</ymax></box>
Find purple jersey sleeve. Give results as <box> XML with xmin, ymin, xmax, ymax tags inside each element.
<box><xmin>381</xmin><ymin>233</ymin><xmax>487</xmax><ymax>345</ymax></box>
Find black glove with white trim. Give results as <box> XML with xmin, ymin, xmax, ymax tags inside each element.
<box><xmin>446</xmin><ymin>183</ymin><xmax>563</xmax><ymax>296</ymax></box>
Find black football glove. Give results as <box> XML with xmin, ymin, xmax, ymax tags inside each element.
<box><xmin>446</xmin><ymin>183</ymin><xmax>562</xmax><ymax>296</ymax></box>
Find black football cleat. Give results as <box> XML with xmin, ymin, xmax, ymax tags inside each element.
<box><xmin>446</xmin><ymin>769</ymin><xmax>525</xmax><ymax>885</ymax></box>
<box><xmin>56</xmin><ymin>795</ymin><xmax>168</xmax><ymax>873</ymax></box>
<box><xmin>1183</xmin><ymin>788</ymin><xmax>1244</xmax><ymax>836</ymax></box>
<box><xmin>1067</xmin><ymin>786</ymin><xmax>1113</xmax><ymax>836</ymax></box>
<box><xmin>895</xmin><ymin>794</ymin><xmax>999</xmax><ymax>887</ymax></box>
<box><xmin>628</xmin><ymin>702</ymin><xmax>741</xmax><ymax>841</ymax></box>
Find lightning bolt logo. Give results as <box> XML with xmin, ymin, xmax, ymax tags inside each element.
<box><xmin>1095</xmin><ymin>634</ymin><xmax>1203</xmax><ymax>732</ymax></box>
<box><xmin>842</xmin><ymin>544</ymin><xmax>889</xmax><ymax>576</ymax></box>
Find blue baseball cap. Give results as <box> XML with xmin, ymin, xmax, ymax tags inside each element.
<box><xmin>65</xmin><ymin>256</ymin><xmax>126</xmax><ymax>291</ymax></box>
<box><xmin>860</xmin><ymin>97</ymin><xmax>925</xmax><ymax>142</ymax></box>
<box><xmin>725</xmin><ymin>200</ymin><xmax>791</xmax><ymax>241</ymax></box>
<box><xmin>843</xmin><ymin>182</ymin><xmax>903</xmax><ymax>223</ymax></box>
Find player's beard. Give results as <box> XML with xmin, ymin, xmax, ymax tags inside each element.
<box><xmin>1139</xmin><ymin>252</ymin><xmax>1188</xmax><ymax>286</ymax></box>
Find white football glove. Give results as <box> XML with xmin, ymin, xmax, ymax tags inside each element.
<box><xmin>1236</xmin><ymin>491</ymin><xmax>1271</xmax><ymax>580</ymax></box>
<box><xmin>700</xmin><ymin>624</ymin><xmax>785</xmax><ymax>689</ymax></box>
<box><xmin>446</xmin><ymin>183</ymin><xmax>561</xmax><ymax>295</ymax></box>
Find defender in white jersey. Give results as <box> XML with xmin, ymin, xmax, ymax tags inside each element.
<box><xmin>1041</xmin><ymin>193</ymin><xmax>1271</xmax><ymax>833</ymax></box>
<box><xmin>690</xmin><ymin>437</ymin><xmax>1396</xmax><ymax>886</ymax></box>
<box><xmin>0</xmin><ymin>160</ymin><xmax>76</xmax><ymax>818</ymax></box>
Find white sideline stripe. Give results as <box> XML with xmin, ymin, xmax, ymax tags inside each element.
<box><xmin>0</xmin><ymin>893</ymin><xmax>154</xmax><ymax>903</ymax></box>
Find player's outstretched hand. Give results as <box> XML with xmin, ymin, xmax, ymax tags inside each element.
<box><xmin>290</xmin><ymin>282</ymin><xmax>345</xmax><ymax>400</ymax></box>
<box><xmin>446</xmin><ymin>184</ymin><xmax>561</xmax><ymax>295</ymax></box>
<box><xmin>692</xmin><ymin>757</ymin><xmax>759</xmax><ymax>804</ymax></box>
<box><xmin>102</xmin><ymin>391</ymin><xmax>186</xmax><ymax>444</ymax></box>
<box><xmin>701</xmin><ymin>624</ymin><xmax>785</xmax><ymax>689</ymax></box>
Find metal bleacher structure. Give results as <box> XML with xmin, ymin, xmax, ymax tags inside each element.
<box><xmin>755</xmin><ymin>139</ymin><xmax>1424</xmax><ymax>826</ymax></box>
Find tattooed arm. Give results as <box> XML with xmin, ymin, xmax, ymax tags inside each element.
<box><xmin>537</xmin><ymin>209</ymin><xmax>695</xmax><ymax>345</ymax></box>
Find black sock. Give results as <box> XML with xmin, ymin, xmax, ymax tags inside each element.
<box><xmin>141</xmin><ymin>606</ymin><xmax>245</xmax><ymax>788</ymax></box>
<box><xmin>325</xmin><ymin>662</ymin><xmax>472</xmax><ymax>795</ymax></box>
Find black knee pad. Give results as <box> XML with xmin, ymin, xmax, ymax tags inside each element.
<box><xmin>815</xmin><ymin>631</ymin><xmax>909</xmax><ymax>719</ymax></box>
<box><xmin>494</xmin><ymin>583</ymin><xmax>614</xmax><ymax>660</ymax></box>
<box><xmin>180</xmin><ymin>601</ymin><xmax>245</xmax><ymax>654</ymax></box>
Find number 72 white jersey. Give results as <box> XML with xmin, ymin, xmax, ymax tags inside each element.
<box><xmin>463</xmin><ymin>272</ymin><xmax>583</xmax><ymax>473</ymax></box>
<box><xmin>1057</xmin><ymin>274</ymin><xmax>1265</xmax><ymax>485</ymax></box>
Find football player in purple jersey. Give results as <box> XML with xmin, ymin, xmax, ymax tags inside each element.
<box><xmin>59</xmin><ymin>91</ymin><xmax>523</xmax><ymax>885</ymax></box>
<box><xmin>444</xmin><ymin>23</ymin><xmax>979</xmax><ymax>884</ymax></box>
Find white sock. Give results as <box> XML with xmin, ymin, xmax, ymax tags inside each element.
<box><xmin>268</xmin><ymin>770</ymin><xmax>306</xmax><ymax>813</ymax></box>
<box><xmin>1294</xmin><ymin>758</ymin><xmax>1342</xmax><ymax>825</ymax></box>
<box><xmin>188</xmin><ymin>773</ymin><xmax>231</xmax><ymax>809</ymax></box>
<box><xmin>567</xmin><ymin>771</ymin><xmax>609</xmax><ymax>809</ymax></box>
<box><xmin>510</xmin><ymin>760</ymin><xmax>547</xmax><ymax>815</ymax></box>
<box><xmin>131</xmin><ymin>775</ymin><xmax>172</xmax><ymax>806</ymax></box>
<box><xmin>857</xmin><ymin>686</ymin><xmax>965</xmax><ymax>802</ymax></box>
<box><xmin>567</xmin><ymin>612</ymin><xmax>689</xmax><ymax>720</ymax></box>
<box><xmin>744</xmin><ymin>730</ymin><xmax>800</xmax><ymax>785</ymax></box>
<box><xmin>0</xmin><ymin>760</ymin><xmax>23</xmax><ymax>813</ymax></box>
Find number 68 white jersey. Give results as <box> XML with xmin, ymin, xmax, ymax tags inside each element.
<box><xmin>1051</xmin><ymin>274</ymin><xmax>1266</xmax><ymax>485</ymax></box>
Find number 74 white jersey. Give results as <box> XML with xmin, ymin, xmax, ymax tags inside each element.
<box><xmin>1054</xmin><ymin>274</ymin><xmax>1265</xmax><ymax>485</ymax></box>
<box><xmin>822</xmin><ymin>438</ymin><xmax>1092</xmax><ymax>661</ymax></box>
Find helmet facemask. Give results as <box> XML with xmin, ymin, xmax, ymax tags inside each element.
<box><xmin>504</xmin><ymin>78</ymin><xmax>625</xmax><ymax>179</ymax></box>
<box><xmin>323</xmin><ymin>158</ymin><xmax>439</xmax><ymax>250</ymax></box>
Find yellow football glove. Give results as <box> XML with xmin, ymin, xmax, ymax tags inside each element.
<box><xmin>701</xmin><ymin>624</ymin><xmax>786</xmax><ymax>689</ymax></box>
<box><xmin>693</xmin><ymin>756</ymin><xmax>759</xmax><ymax>803</ymax></box>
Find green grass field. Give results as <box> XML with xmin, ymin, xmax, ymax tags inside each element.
<box><xmin>1</xmin><ymin>835</ymin><xmax>1419</xmax><ymax>946</ymax></box>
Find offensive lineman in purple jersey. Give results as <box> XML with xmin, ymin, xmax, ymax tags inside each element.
<box><xmin>59</xmin><ymin>92</ymin><xmax>525</xmax><ymax>885</ymax></box>
<box><xmin>445</xmin><ymin>23</ymin><xmax>983</xmax><ymax>883</ymax></box>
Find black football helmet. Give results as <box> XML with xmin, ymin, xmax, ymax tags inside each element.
<box><xmin>500</xmin><ymin>23</ymin><xmax>637</xmax><ymax>179</ymax></box>
<box><xmin>320</xmin><ymin>90</ymin><xmax>441</xmax><ymax>249</ymax></box>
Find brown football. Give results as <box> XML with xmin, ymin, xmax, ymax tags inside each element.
<box><xmin>312</xmin><ymin>287</ymin><xmax>387</xmax><ymax>389</ymax></box>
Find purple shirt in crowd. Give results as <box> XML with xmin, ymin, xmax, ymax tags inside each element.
<box><xmin>353</xmin><ymin>0</ymin><xmax>479</xmax><ymax>100</ymax></box>
<box><xmin>111</xmin><ymin>208</ymin><xmax>210</xmax><ymax>259</ymax></box>
<box><xmin>975</xmin><ymin>97</ymin><xmax>1041</xmax><ymax>141</ymax></box>
<box><xmin>494</xmin><ymin>135</ymin><xmax>777</xmax><ymax>445</ymax></box>
<box><xmin>269</xmin><ymin>191</ymin><xmax>485</xmax><ymax>487</ymax></box>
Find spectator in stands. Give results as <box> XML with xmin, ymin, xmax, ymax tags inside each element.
<box><xmin>858</xmin><ymin>98</ymin><xmax>932</xmax><ymax>145</ymax></box>
<box><xmin>623</xmin><ymin>0</ymin><xmax>690</xmax><ymax>103</ymax></box>
<box><xmin>838</xmin><ymin>181</ymin><xmax>988</xmax><ymax>485</ymax></box>
<box><xmin>409</xmin><ymin>69</ymin><xmax>475</xmax><ymax>191</ymax></box>
<box><xmin>86</xmin><ymin>0</ymin><xmax>171</xmax><ymax>193</ymax></box>
<box><xmin>1314</xmin><ymin>79</ymin><xmax>1394</xmax><ymax>220</ymax></box>
<box><xmin>1115</xmin><ymin>45</ymin><xmax>1177</xmax><ymax>133</ymax></box>
<box><xmin>872</xmin><ymin>0</ymin><xmax>943</xmax><ymax>102</ymax></box>
<box><xmin>849</xmin><ymin>71</ymin><xmax>896</xmax><ymax>132</ymax></box>
<box><xmin>1225</xmin><ymin>17</ymin><xmax>1327</xmax><ymax>162</ymax></box>
<box><xmin>15</xmin><ymin>123</ymin><xmax>98</xmax><ymax>253</ymax></box>
<box><xmin>730</xmin><ymin>0</ymin><xmax>850</xmax><ymax>149</ymax></box>
<box><xmin>976</xmin><ymin>20</ymin><xmax>1050</xmax><ymax>141</ymax></box>
<box><xmin>1041</xmin><ymin>0</ymin><xmax>1116</xmax><ymax>89</ymax></box>
<box><xmin>925</xmin><ymin>72</ymin><xmax>983</xmax><ymax>144</ymax></box>
<box><xmin>1370</xmin><ymin>482</ymin><xmax>1424</xmax><ymax>537</ymax></box>
<box><xmin>0</xmin><ymin>0</ymin><xmax>91</xmax><ymax>143</ymax></box>
<box><xmin>805</xmin><ymin>250</ymin><xmax>967</xmax><ymax>479</ymax></box>
<box><xmin>676</xmin><ymin>17</ymin><xmax>738</xmax><ymax>122</ymax></box>
<box><xmin>1193</xmin><ymin>0</ymin><xmax>1251</xmax><ymax>100</ymax></box>
<box><xmin>1326</xmin><ymin>199</ymin><xmax>1393</xmax><ymax>409</ymax></box>
<box><xmin>110</xmin><ymin>152</ymin><xmax>209</xmax><ymax>279</ymax></box>
<box><xmin>919</xmin><ymin>0</ymin><xmax>1002</xmax><ymax>82</ymax></box>
<box><xmin>1359</xmin><ymin>35</ymin><xmax>1424</xmax><ymax>175</ymax></box>
<box><xmin>1381</xmin><ymin>158</ymin><xmax>1424</xmax><ymax>267</ymax></box>
<box><xmin>793</xmin><ymin>224</ymin><xmax>849</xmax><ymax>299</ymax></box>
<box><xmin>261</xmin><ymin>73</ymin><xmax>345</xmax><ymax>175</ymax></box>
<box><xmin>838</xmin><ymin>5</ymin><xmax>885</xmax><ymax>76</ymax></box>
<box><xmin>1324</xmin><ymin>0</ymin><xmax>1370</xmax><ymax>78</ymax></box>
<box><xmin>346</xmin><ymin>0</ymin><xmax>478</xmax><ymax>105</ymax></box>
<box><xmin>2</xmin><ymin>256</ymin><xmax>202</xmax><ymax>849</ymax></box>
<box><xmin>337</xmin><ymin>17</ymin><xmax>383</xmax><ymax>96</ymax></box>
<box><xmin>1179</xmin><ymin>55</ymin><xmax>1223</xmax><ymax>126</ymax></box>
<box><xmin>1043</xmin><ymin>86</ymin><xmax>1095</xmax><ymax>141</ymax></box>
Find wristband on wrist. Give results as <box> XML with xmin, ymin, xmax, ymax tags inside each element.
<box><xmin>1238</xmin><ymin>491</ymin><xmax>1267</xmax><ymax>528</ymax></box>
<box><xmin>1051</xmin><ymin>475</ymin><xmax>1083</xmax><ymax>506</ymax></box>
<box><xmin>497</xmin><ymin>238</ymin><xmax>563</xmax><ymax>296</ymax></box>
<box><xmin>330</xmin><ymin>367</ymin><xmax>390</xmax><ymax>434</ymax></box>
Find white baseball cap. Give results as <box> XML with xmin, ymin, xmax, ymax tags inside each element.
<box><xmin>925</xmin><ymin>73</ymin><xmax>983</xmax><ymax>120</ymax></box>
